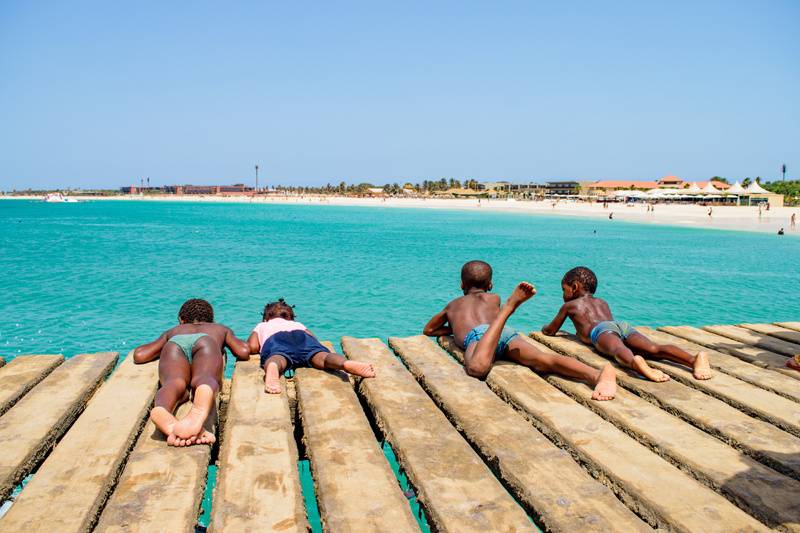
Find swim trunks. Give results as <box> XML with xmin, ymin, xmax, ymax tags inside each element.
<box><xmin>590</xmin><ymin>321</ymin><xmax>637</xmax><ymax>345</ymax></box>
<box><xmin>463</xmin><ymin>324</ymin><xmax>519</xmax><ymax>357</ymax></box>
<box><xmin>167</xmin><ymin>333</ymin><xmax>208</xmax><ymax>362</ymax></box>
<box><xmin>260</xmin><ymin>330</ymin><xmax>330</xmax><ymax>370</ymax></box>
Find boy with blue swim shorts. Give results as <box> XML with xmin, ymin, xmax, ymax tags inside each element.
<box><xmin>424</xmin><ymin>261</ymin><xmax>617</xmax><ymax>401</ymax></box>
<box><xmin>542</xmin><ymin>266</ymin><xmax>712</xmax><ymax>382</ymax></box>
<box><xmin>247</xmin><ymin>298</ymin><xmax>375</xmax><ymax>394</ymax></box>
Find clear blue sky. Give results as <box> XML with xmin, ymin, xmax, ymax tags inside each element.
<box><xmin>1</xmin><ymin>1</ymin><xmax>798</xmax><ymax>190</ymax></box>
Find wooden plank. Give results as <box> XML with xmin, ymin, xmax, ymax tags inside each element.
<box><xmin>95</xmin><ymin>398</ymin><xmax>217</xmax><ymax>532</ymax></box>
<box><xmin>209</xmin><ymin>358</ymin><xmax>307</xmax><ymax>533</ymax></box>
<box><xmin>777</xmin><ymin>322</ymin><xmax>800</xmax><ymax>333</ymax></box>
<box><xmin>0</xmin><ymin>354</ymin><xmax>63</xmax><ymax>416</ymax></box>
<box><xmin>741</xmin><ymin>323</ymin><xmax>800</xmax><ymax>345</ymax></box>
<box><xmin>296</xmin><ymin>367</ymin><xmax>418</xmax><ymax>533</ymax></box>
<box><xmin>0</xmin><ymin>352</ymin><xmax>156</xmax><ymax>532</ymax></box>
<box><xmin>394</xmin><ymin>336</ymin><xmax>650</xmax><ymax>533</ymax></box>
<box><xmin>0</xmin><ymin>352</ymin><xmax>117</xmax><ymax>502</ymax></box>
<box><xmin>472</xmin><ymin>336</ymin><xmax>800</xmax><ymax>530</ymax></box>
<box><xmin>639</xmin><ymin>327</ymin><xmax>800</xmax><ymax>403</ymax></box>
<box><xmin>341</xmin><ymin>337</ymin><xmax>534</xmax><ymax>533</ymax></box>
<box><xmin>444</xmin><ymin>336</ymin><xmax>766</xmax><ymax>532</ymax></box>
<box><xmin>660</xmin><ymin>325</ymin><xmax>798</xmax><ymax>379</ymax></box>
<box><xmin>531</xmin><ymin>332</ymin><xmax>800</xmax><ymax>480</ymax></box>
<box><xmin>704</xmin><ymin>325</ymin><xmax>800</xmax><ymax>357</ymax></box>
<box><xmin>0</xmin><ymin>357</ymin><xmax>4</xmax><ymax>367</ymax></box>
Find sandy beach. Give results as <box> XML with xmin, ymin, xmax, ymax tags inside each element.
<box><xmin>4</xmin><ymin>194</ymin><xmax>798</xmax><ymax>236</ymax></box>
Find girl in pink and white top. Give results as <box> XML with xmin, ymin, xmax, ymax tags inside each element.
<box><xmin>247</xmin><ymin>298</ymin><xmax>375</xmax><ymax>394</ymax></box>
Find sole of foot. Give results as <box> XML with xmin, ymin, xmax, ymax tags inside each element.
<box><xmin>173</xmin><ymin>384</ymin><xmax>214</xmax><ymax>439</ymax></box>
<box><xmin>592</xmin><ymin>364</ymin><xmax>617</xmax><ymax>401</ymax></box>
<box><xmin>692</xmin><ymin>351</ymin><xmax>713</xmax><ymax>380</ymax></box>
<box><xmin>506</xmin><ymin>281</ymin><xmax>536</xmax><ymax>310</ymax></box>
<box><xmin>265</xmin><ymin>361</ymin><xmax>282</xmax><ymax>394</ymax></box>
<box><xmin>633</xmin><ymin>355</ymin><xmax>670</xmax><ymax>382</ymax></box>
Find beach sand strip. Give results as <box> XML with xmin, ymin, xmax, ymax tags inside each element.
<box><xmin>0</xmin><ymin>352</ymin><xmax>157</xmax><ymax>533</ymax></box>
<box><xmin>0</xmin><ymin>352</ymin><xmax>117</xmax><ymax>502</ymax></box>
<box><xmin>341</xmin><ymin>336</ymin><xmax>534</xmax><ymax>532</ymax></box>
<box><xmin>443</xmin><ymin>334</ymin><xmax>766</xmax><ymax>532</ymax></box>
<box><xmin>391</xmin><ymin>335</ymin><xmax>650</xmax><ymax>532</ymax></box>
<box><xmin>0</xmin><ymin>354</ymin><xmax>63</xmax><ymax>416</ymax></box>
<box><xmin>209</xmin><ymin>357</ymin><xmax>307</xmax><ymax>533</ymax></box>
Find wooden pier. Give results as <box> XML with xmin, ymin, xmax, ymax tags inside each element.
<box><xmin>0</xmin><ymin>321</ymin><xmax>798</xmax><ymax>532</ymax></box>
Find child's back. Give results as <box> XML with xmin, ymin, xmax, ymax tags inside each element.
<box><xmin>445</xmin><ymin>292</ymin><xmax>502</xmax><ymax>348</ymax></box>
<box><xmin>560</xmin><ymin>294</ymin><xmax>614</xmax><ymax>344</ymax></box>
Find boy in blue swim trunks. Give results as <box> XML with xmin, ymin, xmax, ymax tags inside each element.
<box><xmin>247</xmin><ymin>298</ymin><xmax>375</xmax><ymax>394</ymax></box>
<box><xmin>134</xmin><ymin>299</ymin><xmax>251</xmax><ymax>446</ymax></box>
<box><xmin>424</xmin><ymin>261</ymin><xmax>617</xmax><ymax>400</ymax></box>
<box><xmin>542</xmin><ymin>266</ymin><xmax>712</xmax><ymax>382</ymax></box>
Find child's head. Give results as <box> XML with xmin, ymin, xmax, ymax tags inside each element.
<box><xmin>461</xmin><ymin>260</ymin><xmax>493</xmax><ymax>293</ymax></box>
<box><xmin>561</xmin><ymin>266</ymin><xmax>597</xmax><ymax>301</ymax></box>
<box><xmin>263</xmin><ymin>298</ymin><xmax>296</xmax><ymax>321</ymax></box>
<box><xmin>178</xmin><ymin>298</ymin><xmax>214</xmax><ymax>323</ymax></box>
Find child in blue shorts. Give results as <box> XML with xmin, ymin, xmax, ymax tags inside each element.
<box><xmin>247</xmin><ymin>298</ymin><xmax>375</xmax><ymax>393</ymax></box>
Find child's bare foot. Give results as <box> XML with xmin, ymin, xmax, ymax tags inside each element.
<box><xmin>151</xmin><ymin>406</ymin><xmax>178</xmax><ymax>440</ymax></box>
<box><xmin>343</xmin><ymin>360</ymin><xmax>376</xmax><ymax>378</ymax></box>
<box><xmin>506</xmin><ymin>282</ymin><xmax>536</xmax><ymax>310</ymax></box>
<box><xmin>264</xmin><ymin>361</ymin><xmax>282</xmax><ymax>394</ymax></box>
<box><xmin>592</xmin><ymin>364</ymin><xmax>617</xmax><ymax>400</ymax></box>
<box><xmin>196</xmin><ymin>429</ymin><xmax>216</xmax><ymax>445</ymax></box>
<box><xmin>787</xmin><ymin>356</ymin><xmax>800</xmax><ymax>372</ymax></box>
<box><xmin>692</xmin><ymin>351</ymin><xmax>713</xmax><ymax>380</ymax></box>
<box><xmin>173</xmin><ymin>384</ymin><xmax>214</xmax><ymax>439</ymax></box>
<box><xmin>632</xmin><ymin>355</ymin><xmax>670</xmax><ymax>382</ymax></box>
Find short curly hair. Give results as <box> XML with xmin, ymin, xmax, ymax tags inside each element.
<box><xmin>461</xmin><ymin>260</ymin><xmax>492</xmax><ymax>291</ymax></box>
<box><xmin>263</xmin><ymin>298</ymin><xmax>295</xmax><ymax>321</ymax></box>
<box><xmin>178</xmin><ymin>298</ymin><xmax>214</xmax><ymax>323</ymax></box>
<box><xmin>562</xmin><ymin>266</ymin><xmax>597</xmax><ymax>294</ymax></box>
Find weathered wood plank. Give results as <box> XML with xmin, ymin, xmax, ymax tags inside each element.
<box><xmin>209</xmin><ymin>358</ymin><xmax>307</xmax><ymax>533</ymax></box>
<box><xmin>0</xmin><ymin>357</ymin><xmax>4</xmax><ymax>367</ymax></box>
<box><xmin>532</xmin><ymin>332</ymin><xmax>800</xmax><ymax>480</ymax></box>
<box><xmin>479</xmin><ymin>336</ymin><xmax>800</xmax><ymax>530</ymax></box>
<box><xmin>0</xmin><ymin>354</ymin><xmax>63</xmax><ymax>416</ymax></box>
<box><xmin>660</xmin><ymin>325</ymin><xmax>798</xmax><ymax>379</ymax></box>
<box><xmin>0</xmin><ymin>352</ymin><xmax>156</xmax><ymax>532</ymax></box>
<box><xmin>639</xmin><ymin>327</ymin><xmax>800</xmax><ymax>403</ymax></box>
<box><xmin>777</xmin><ymin>322</ymin><xmax>800</xmax><ymax>333</ymax></box>
<box><xmin>445</xmin><ymin>336</ymin><xmax>766</xmax><ymax>532</ymax></box>
<box><xmin>95</xmin><ymin>398</ymin><xmax>217</xmax><ymax>532</ymax></box>
<box><xmin>705</xmin><ymin>325</ymin><xmax>800</xmax><ymax>357</ymax></box>
<box><xmin>394</xmin><ymin>335</ymin><xmax>650</xmax><ymax>533</ymax></box>
<box><xmin>0</xmin><ymin>352</ymin><xmax>117</xmax><ymax>502</ymax></box>
<box><xmin>341</xmin><ymin>337</ymin><xmax>534</xmax><ymax>533</ymax></box>
<box><xmin>741</xmin><ymin>323</ymin><xmax>800</xmax><ymax>345</ymax></box>
<box><xmin>296</xmin><ymin>366</ymin><xmax>418</xmax><ymax>533</ymax></box>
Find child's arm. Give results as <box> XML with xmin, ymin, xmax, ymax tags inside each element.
<box><xmin>423</xmin><ymin>308</ymin><xmax>453</xmax><ymax>337</ymax></box>
<box><xmin>225</xmin><ymin>328</ymin><xmax>251</xmax><ymax>361</ymax></box>
<box><xmin>246</xmin><ymin>332</ymin><xmax>261</xmax><ymax>355</ymax></box>
<box><xmin>542</xmin><ymin>304</ymin><xmax>569</xmax><ymax>336</ymax></box>
<box><xmin>133</xmin><ymin>332</ymin><xmax>169</xmax><ymax>364</ymax></box>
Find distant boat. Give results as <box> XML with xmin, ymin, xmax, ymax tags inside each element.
<box><xmin>43</xmin><ymin>192</ymin><xmax>79</xmax><ymax>203</ymax></box>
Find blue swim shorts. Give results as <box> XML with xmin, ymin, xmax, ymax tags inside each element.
<box><xmin>590</xmin><ymin>321</ymin><xmax>638</xmax><ymax>346</ymax></box>
<box><xmin>463</xmin><ymin>324</ymin><xmax>519</xmax><ymax>357</ymax></box>
<box><xmin>260</xmin><ymin>330</ymin><xmax>330</xmax><ymax>370</ymax></box>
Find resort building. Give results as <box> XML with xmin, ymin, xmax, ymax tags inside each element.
<box><xmin>120</xmin><ymin>184</ymin><xmax>254</xmax><ymax>195</ymax></box>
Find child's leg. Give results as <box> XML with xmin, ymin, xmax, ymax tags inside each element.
<box><xmin>625</xmin><ymin>332</ymin><xmax>712</xmax><ymax>380</ymax></box>
<box><xmin>309</xmin><ymin>351</ymin><xmax>375</xmax><ymax>378</ymax></box>
<box><xmin>464</xmin><ymin>282</ymin><xmax>535</xmax><ymax>379</ymax></box>
<box><xmin>595</xmin><ymin>332</ymin><xmax>670</xmax><ymax>382</ymax></box>
<box><xmin>152</xmin><ymin>343</ymin><xmax>191</xmax><ymax>446</ymax></box>
<box><xmin>172</xmin><ymin>336</ymin><xmax>223</xmax><ymax>443</ymax></box>
<box><xmin>263</xmin><ymin>354</ymin><xmax>289</xmax><ymax>394</ymax></box>
<box><xmin>506</xmin><ymin>338</ymin><xmax>617</xmax><ymax>400</ymax></box>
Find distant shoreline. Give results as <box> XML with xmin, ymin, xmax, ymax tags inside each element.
<box><xmin>3</xmin><ymin>194</ymin><xmax>798</xmax><ymax>236</ymax></box>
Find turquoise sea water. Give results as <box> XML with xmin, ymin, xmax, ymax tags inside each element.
<box><xmin>1</xmin><ymin>199</ymin><xmax>798</xmax><ymax>363</ymax></box>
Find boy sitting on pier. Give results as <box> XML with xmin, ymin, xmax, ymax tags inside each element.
<box><xmin>423</xmin><ymin>260</ymin><xmax>617</xmax><ymax>400</ymax></box>
<box><xmin>248</xmin><ymin>298</ymin><xmax>375</xmax><ymax>394</ymax></box>
<box><xmin>542</xmin><ymin>266</ymin><xmax>712</xmax><ymax>382</ymax></box>
<box><xmin>134</xmin><ymin>298</ymin><xmax>250</xmax><ymax>446</ymax></box>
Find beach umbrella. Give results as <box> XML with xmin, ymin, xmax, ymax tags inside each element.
<box><xmin>701</xmin><ymin>182</ymin><xmax>721</xmax><ymax>194</ymax></box>
<box><xmin>745</xmin><ymin>181</ymin><xmax>769</xmax><ymax>194</ymax></box>
<box><xmin>686</xmin><ymin>182</ymin><xmax>702</xmax><ymax>194</ymax></box>
<box><xmin>727</xmin><ymin>181</ymin><xmax>746</xmax><ymax>194</ymax></box>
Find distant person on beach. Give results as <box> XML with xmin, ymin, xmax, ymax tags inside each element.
<box><xmin>778</xmin><ymin>228</ymin><xmax>785</xmax><ymax>235</ymax></box>
<box><xmin>248</xmin><ymin>298</ymin><xmax>375</xmax><ymax>394</ymax></box>
<box><xmin>708</xmin><ymin>207</ymin><xmax>713</xmax><ymax>217</ymax></box>
<box><xmin>423</xmin><ymin>261</ymin><xmax>617</xmax><ymax>400</ymax></box>
<box><xmin>608</xmin><ymin>212</ymin><xmax>613</xmax><ymax>220</ymax></box>
<box><xmin>133</xmin><ymin>299</ymin><xmax>250</xmax><ymax>446</ymax></box>
<box><xmin>542</xmin><ymin>267</ymin><xmax>712</xmax><ymax>382</ymax></box>
<box><xmin>791</xmin><ymin>213</ymin><xmax>796</xmax><ymax>229</ymax></box>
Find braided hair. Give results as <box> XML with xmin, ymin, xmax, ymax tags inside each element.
<box><xmin>178</xmin><ymin>298</ymin><xmax>214</xmax><ymax>323</ymax></box>
<box><xmin>263</xmin><ymin>298</ymin><xmax>296</xmax><ymax>321</ymax></box>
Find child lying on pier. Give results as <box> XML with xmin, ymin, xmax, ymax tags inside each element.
<box><xmin>423</xmin><ymin>260</ymin><xmax>617</xmax><ymax>400</ymax></box>
<box><xmin>542</xmin><ymin>266</ymin><xmax>712</xmax><ymax>382</ymax></box>
<box><xmin>134</xmin><ymin>299</ymin><xmax>250</xmax><ymax>446</ymax></box>
<box><xmin>248</xmin><ymin>298</ymin><xmax>375</xmax><ymax>393</ymax></box>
